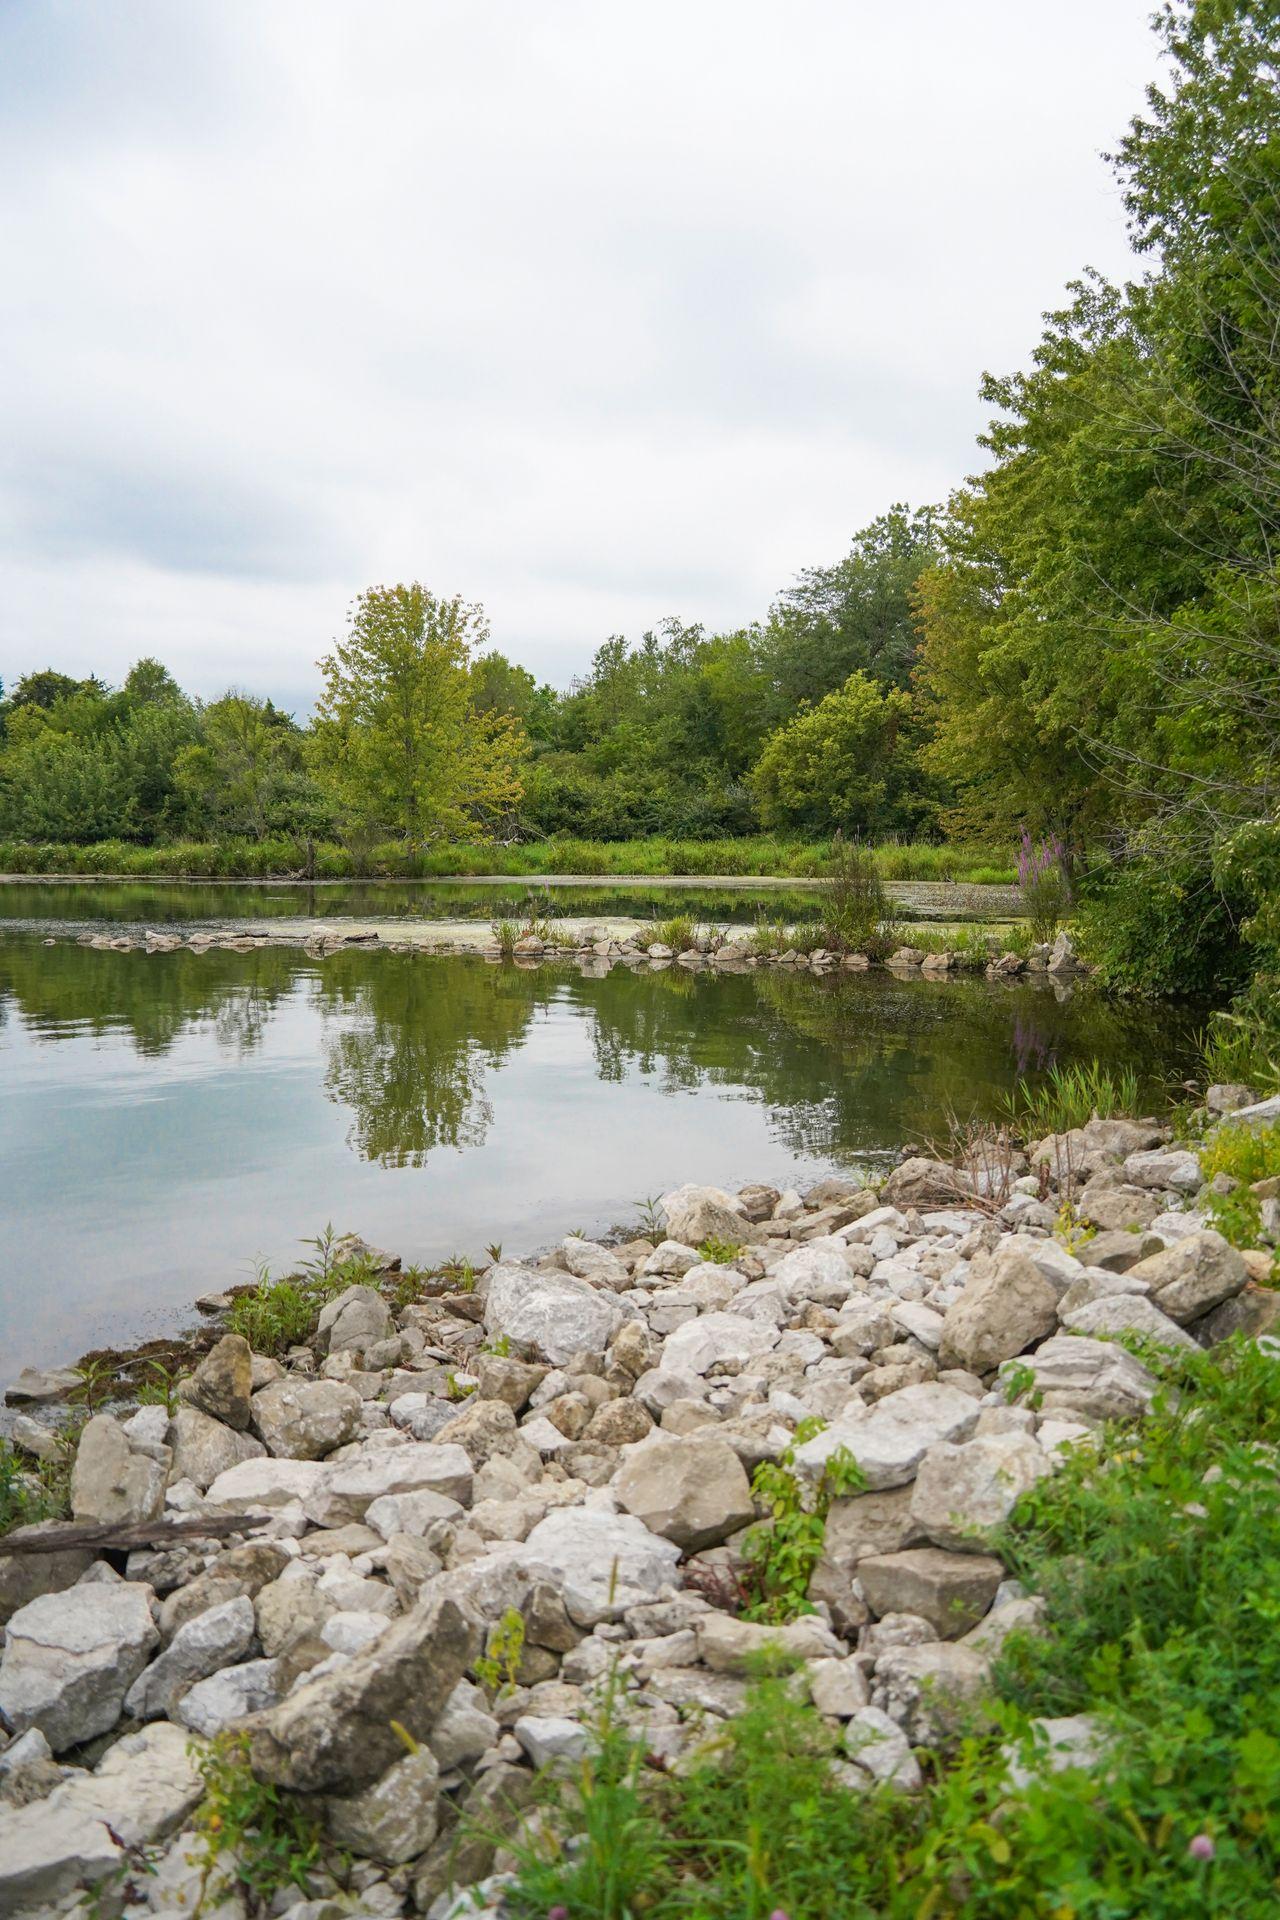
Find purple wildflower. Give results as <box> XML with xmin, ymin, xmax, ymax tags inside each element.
<box><xmin>1188</xmin><ymin>1834</ymin><xmax>1215</xmax><ymax>1861</ymax></box>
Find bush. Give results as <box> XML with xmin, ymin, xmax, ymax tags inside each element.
<box><xmin>1074</xmin><ymin>853</ymin><xmax>1251</xmax><ymax>997</ymax></box>
<box><xmin>1199</xmin><ymin>1119</ymin><xmax>1280</xmax><ymax>1252</ymax></box>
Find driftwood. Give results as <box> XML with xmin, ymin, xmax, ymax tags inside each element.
<box><xmin>0</xmin><ymin>1513</ymin><xmax>257</xmax><ymax>1556</ymax></box>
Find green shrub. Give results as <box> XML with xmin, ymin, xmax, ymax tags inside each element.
<box><xmin>1074</xmin><ymin>853</ymin><xmax>1251</xmax><ymax>997</ymax></box>
<box><xmin>1199</xmin><ymin>1119</ymin><xmax>1280</xmax><ymax>1252</ymax></box>
<box><xmin>1002</xmin><ymin>1060</ymin><xmax>1142</xmax><ymax>1138</ymax></box>
<box><xmin>192</xmin><ymin>1731</ymin><xmax>323</xmax><ymax>1904</ymax></box>
<box><xmin>741</xmin><ymin>1421</ymin><xmax>866</xmax><ymax>1622</ymax></box>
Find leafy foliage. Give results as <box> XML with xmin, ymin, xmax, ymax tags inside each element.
<box><xmin>192</xmin><ymin>1731</ymin><xmax>323</xmax><ymax>1906</ymax></box>
<box><xmin>741</xmin><ymin>1422</ymin><xmax>866</xmax><ymax>1623</ymax></box>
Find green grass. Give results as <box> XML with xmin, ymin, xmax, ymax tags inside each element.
<box><xmin>651</xmin><ymin>914</ymin><xmax>698</xmax><ymax>952</ymax></box>
<box><xmin>0</xmin><ymin>1431</ymin><xmax>76</xmax><ymax>1536</ymax></box>
<box><xmin>502</xmin><ymin>1339</ymin><xmax>1280</xmax><ymax>1919</ymax></box>
<box><xmin>0</xmin><ymin>834</ymin><xmax>1016</xmax><ymax>884</ymax></box>
<box><xmin>1001</xmin><ymin>1060</ymin><xmax>1144</xmax><ymax>1138</ymax></box>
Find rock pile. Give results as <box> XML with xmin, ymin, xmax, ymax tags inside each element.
<box><xmin>0</xmin><ymin>1122</ymin><xmax>1270</xmax><ymax>1918</ymax></box>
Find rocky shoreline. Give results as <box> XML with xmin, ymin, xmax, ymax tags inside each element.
<box><xmin>2</xmin><ymin>1091</ymin><xmax>1273</xmax><ymax>1919</ymax></box>
<box><xmin>57</xmin><ymin>922</ymin><xmax>1075</xmax><ymax>984</ymax></box>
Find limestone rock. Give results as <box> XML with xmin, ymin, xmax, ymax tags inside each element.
<box><xmin>1122</xmin><ymin>1148</ymin><xmax>1203</xmax><ymax>1195</ymax></box>
<box><xmin>792</xmin><ymin>1383</ymin><xmax>980</xmax><ymax>1493</ymax></box>
<box><xmin>483</xmin><ymin>1261</ymin><xmax>625</xmax><ymax>1364</ymax></box>
<box><xmin>1126</xmin><ymin>1230</ymin><xmax>1247</xmax><ymax>1325</ymax></box>
<box><xmin>304</xmin><ymin>1442</ymin><xmax>474</xmax><ymax>1526</ymax></box>
<box><xmin>844</xmin><ymin>1704</ymin><xmax>922</xmax><ymax>1789</ymax></box>
<box><xmin>175</xmin><ymin>1656</ymin><xmax>280</xmax><ymax>1734</ymax></box>
<box><xmin>246</xmin><ymin>1590</ymin><xmax>480</xmax><ymax>1791</ymax></box>
<box><xmin>613</xmin><ymin>1435</ymin><xmax>755</xmax><ymax>1550</ymax></box>
<box><xmin>251</xmin><ymin>1377</ymin><xmax>363</xmax><ymax>1458</ymax></box>
<box><xmin>70</xmin><ymin>1414</ymin><xmax>166</xmax><ymax>1526</ymax></box>
<box><xmin>520</xmin><ymin>1508</ymin><xmax>682</xmax><ymax>1626</ymax></box>
<box><xmin>178</xmin><ymin>1333</ymin><xmax>253</xmax><ymax>1429</ymax></box>
<box><xmin>806</xmin><ymin>1655</ymin><xmax>870</xmax><ymax>1716</ymax></box>
<box><xmin>660</xmin><ymin>1184</ymin><xmax>762</xmax><ymax>1247</ymax></box>
<box><xmin>316</xmin><ymin>1284</ymin><xmax>394</xmax><ymax>1358</ymax></box>
<box><xmin>562</xmin><ymin>1237</ymin><xmax>630</xmax><ymax>1289</ymax></box>
<box><xmin>514</xmin><ymin>1713</ymin><xmax>590</xmax><ymax>1767</ymax></box>
<box><xmin>204</xmin><ymin>1455</ymin><xmax>329</xmax><ymax>1509</ymax></box>
<box><xmin>659</xmin><ymin>1311</ymin><xmax>779</xmax><ymax>1376</ymax></box>
<box><xmin>169</xmin><ymin>1405</ymin><xmax>266</xmax><ymax>1490</ymax></box>
<box><xmin>1018</xmin><ymin>1335</ymin><xmax>1160</xmax><ymax>1422</ymax></box>
<box><xmin>1060</xmin><ymin>1293</ymin><xmax>1197</xmax><ymax>1351</ymax></box>
<box><xmin>325</xmin><ymin>1747</ymin><xmax>441</xmax><ymax>1864</ymax></box>
<box><xmin>909</xmin><ymin>1433</ymin><xmax>1053</xmax><ymax>1550</ymax></box>
<box><xmin>695</xmin><ymin>1612</ymin><xmax>841</xmax><ymax>1674</ymax></box>
<box><xmin>0</xmin><ymin>1723</ymin><xmax>200</xmax><ymax>1913</ymax></box>
<box><xmin>0</xmin><ymin>1580</ymin><xmax>159</xmax><ymax>1751</ymax></box>
<box><xmin>882</xmin><ymin>1159</ymin><xmax>973</xmax><ymax>1210</ymax></box>
<box><xmin>939</xmin><ymin>1249</ymin><xmax>1058</xmax><ymax>1373</ymax></box>
<box><xmin>124</xmin><ymin>1594</ymin><xmax>256</xmax><ymax>1721</ymax></box>
<box><xmin>873</xmin><ymin>1641</ymin><xmax>989</xmax><ymax>1744</ymax></box>
<box><xmin>857</xmin><ymin>1547</ymin><xmax>1003</xmax><ymax>1637</ymax></box>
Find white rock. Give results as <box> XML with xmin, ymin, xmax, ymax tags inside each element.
<box><xmin>305</xmin><ymin>1442</ymin><xmax>474</xmax><ymax>1526</ymax></box>
<box><xmin>520</xmin><ymin>1508</ymin><xmax>681</xmax><ymax>1626</ymax></box>
<box><xmin>1122</xmin><ymin>1148</ymin><xmax>1203</xmax><ymax>1195</ymax></box>
<box><xmin>909</xmin><ymin>1432</ymin><xmax>1053</xmax><ymax>1549</ymax></box>
<box><xmin>1018</xmin><ymin>1336</ymin><xmax>1160</xmax><ymax>1422</ymax></box>
<box><xmin>641</xmin><ymin>1241</ymin><xmax>701</xmax><ymax>1277</ymax></box>
<box><xmin>484</xmin><ymin>1261</ymin><xmax>626</xmax><ymax>1364</ymax></box>
<box><xmin>326</xmin><ymin>1747</ymin><xmax>441</xmax><ymax>1864</ymax></box>
<box><xmin>1060</xmin><ymin>1294</ymin><xmax>1197</xmax><ymax>1351</ymax></box>
<box><xmin>174</xmin><ymin>1657</ymin><xmax>281</xmax><ymax>1734</ymax></box>
<box><xmin>792</xmin><ymin>1383</ymin><xmax>980</xmax><ymax>1493</ymax></box>
<box><xmin>659</xmin><ymin>1312</ymin><xmax>779</xmax><ymax>1376</ymax></box>
<box><xmin>0</xmin><ymin>1580</ymin><xmax>159</xmax><ymax>1751</ymax></box>
<box><xmin>205</xmin><ymin>1456</ymin><xmax>329</xmax><ymax>1508</ymax></box>
<box><xmin>613</xmin><ymin>1435</ymin><xmax>755</xmax><ymax>1550</ymax></box>
<box><xmin>124</xmin><ymin>1594</ymin><xmax>256</xmax><ymax>1720</ymax></box>
<box><xmin>562</xmin><ymin>1237</ymin><xmax>630</xmax><ymax>1289</ymax></box>
<box><xmin>806</xmin><ymin>1655</ymin><xmax>871</xmax><ymax>1717</ymax></box>
<box><xmin>514</xmin><ymin>1714</ymin><xmax>590</xmax><ymax>1767</ymax></box>
<box><xmin>771</xmin><ymin>1240</ymin><xmax>857</xmax><ymax>1304</ymax></box>
<box><xmin>844</xmin><ymin>1704</ymin><xmax>922</xmax><ymax>1788</ymax></box>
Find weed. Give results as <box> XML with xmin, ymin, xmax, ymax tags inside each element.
<box><xmin>696</xmin><ymin>1235</ymin><xmax>744</xmax><ymax>1265</ymax></box>
<box><xmin>1002</xmin><ymin>1060</ymin><xmax>1143</xmax><ymax>1139</ymax></box>
<box><xmin>818</xmin><ymin>831</ymin><xmax>894</xmax><ymax>954</ymax></box>
<box><xmin>633</xmin><ymin>1195</ymin><xmax>664</xmax><ymax>1237</ymax></box>
<box><xmin>67</xmin><ymin>1356</ymin><xmax>118</xmax><ymax>1413</ymax></box>
<box><xmin>490</xmin><ymin>916</ymin><xmax>520</xmax><ymax>957</ymax></box>
<box><xmin>192</xmin><ymin>1731</ymin><xmax>323</xmax><ymax>1907</ymax></box>
<box><xmin>480</xmin><ymin>1333</ymin><xmax>512</xmax><ymax>1358</ymax></box>
<box><xmin>226</xmin><ymin>1238</ymin><xmax>376</xmax><ymax>1356</ymax></box>
<box><xmin>484</xmin><ymin>1241</ymin><xmax>504</xmax><ymax>1264</ymax></box>
<box><xmin>741</xmin><ymin>1421</ymin><xmax>866</xmax><ymax>1623</ymax></box>
<box><xmin>444</xmin><ymin>1370</ymin><xmax>475</xmax><ymax>1401</ymax></box>
<box><xmin>474</xmin><ymin>1606</ymin><xmax>526</xmax><ymax>1699</ymax></box>
<box><xmin>0</xmin><ymin>1430</ymin><xmax>75</xmax><ymax>1535</ymax></box>
<box><xmin>133</xmin><ymin>1358</ymin><xmax>180</xmax><ymax>1414</ymax></box>
<box><xmin>1054</xmin><ymin>1200</ymin><xmax>1096</xmax><ymax>1259</ymax></box>
<box><xmin>652</xmin><ymin>913</ymin><xmax>697</xmax><ymax>953</ymax></box>
<box><xmin>1199</xmin><ymin>1119</ymin><xmax>1280</xmax><ymax>1254</ymax></box>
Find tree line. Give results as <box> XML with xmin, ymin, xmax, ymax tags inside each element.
<box><xmin>0</xmin><ymin>505</ymin><xmax>942</xmax><ymax>849</ymax></box>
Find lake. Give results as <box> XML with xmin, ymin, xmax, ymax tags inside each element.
<box><xmin>0</xmin><ymin>916</ymin><xmax>1206</xmax><ymax>1382</ymax></box>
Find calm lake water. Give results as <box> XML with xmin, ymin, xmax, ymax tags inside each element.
<box><xmin>0</xmin><ymin>928</ymin><xmax>1205</xmax><ymax>1381</ymax></box>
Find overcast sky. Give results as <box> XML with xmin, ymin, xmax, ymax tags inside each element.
<box><xmin>0</xmin><ymin>0</ymin><xmax>1160</xmax><ymax>713</ymax></box>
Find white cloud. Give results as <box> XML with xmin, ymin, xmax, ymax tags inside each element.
<box><xmin>0</xmin><ymin>0</ymin><xmax>1158</xmax><ymax>704</ymax></box>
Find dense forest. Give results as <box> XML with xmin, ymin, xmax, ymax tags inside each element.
<box><xmin>3</xmin><ymin>4</ymin><xmax>1278</xmax><ymax>1025</ymax></box>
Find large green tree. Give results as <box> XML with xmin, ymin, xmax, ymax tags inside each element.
<box><xmin>310</xmin><ymin>583</ymin><xmax>526</xmax><ymax>845</ymax></box>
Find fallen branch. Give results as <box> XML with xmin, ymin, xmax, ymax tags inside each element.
<box><xmin>0</xmin><ymin>1513</ymin><xmax>257</xmax><ymax>1556</ymax></box>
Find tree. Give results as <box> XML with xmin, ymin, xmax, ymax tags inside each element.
<box><xmin>762</xmin><ymin>506</ymin><xmax>942</xmax><ymax>714</ymax></box>
<box><xmin>469</xmin><ymin>651</ymin><xmax>557</xmax><ymax>743</ymax></box>
<box><xmin>749</xmin><ymin>671</ymin><xmax>918</xmax><ymax>836</ymax></box>
<box><xmin>309</xmin><ymin>583</ymin><xmax>526</xmax><ymax>844</ymax></box>
<box><xmin>174</xmin><ymin>694</ymin><xmax>325</xmax><ymax>840</ymax></box>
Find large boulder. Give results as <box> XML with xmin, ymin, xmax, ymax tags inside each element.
<box><xmin>1030</xmin><ymin>1116</ymin><xmax>1164</xmax><ymax>1178</ymax></box>
<box><xmin>70</xmin><ymin>1414</ymin><xmax>167</xmax><ymax>1526</ymax></box>
<box><xmin>659</xmin><ymin>1311</ymin><xmax>779</xmax><ymax>1376</ymax></box>
<box><xmin>0</xmin><ymin>1723</ymin><xmax>201</xmax><ymax>1914</ymax></box>
<box><xmin>246</xmin><ymin>1590</ymin><xmax>479</xmax><ymax>1792</ymax></box>
<box><xmin>483</xmin><ymin>1261</ymin><xmax>626</xmax><ymax>1364</ymax></box>
<box><xmin>939</xmin><ymin>1248</ymin><xmax>1058</xmax><ymax>1373</ymax></box>
<box><xmin>612</xmin><ymin>1435</ymin><xmax>755</xmax><ymax>1550</ymax></box>
<box><xmin>1122</xmin><ymin>1148</ymin><xmax>1203</xmax><ymax>1195</ymax></box>
<box><xmin>124</xmin><ymin>1595</ymin><xmax>256</xmax><ymax>1721</ymax></box>
<box><xmin>0</xmin><ymin>1580</ymin><xmax>159</xmax><ymax>1751</ymax></box>
<box><xmin>1018</xmin><ymin>1335</ymin><xmax>1160</xmax><ymax>1422</ymax></box>
<box><xmin>178</xmin><ymin>1333</ymin><xmax>253</xmax><ymax>1429</ymax></box>
<box><xmin>316</xmin><ymin>1284</ymin><xmax>394</xmax><ymax>1358</ymax></box>
<box><xmin>304</xmin><ymin>1442</ymin><xmax>474</xmax><ymax>1527</ymax></box>
<box><xmin>909</xmin><ymin>1432</ymin><xmax>1053</xmax><ymax>1550</ymax></box>
<box><xmin>204</xmin><ymin>1456</ymin><xmax>329</xmax><ymax>1509</ymax></box>
<box><xmin>858</xmin><ymin>1547</ymin><xmax>1003</xmax><ymax>1637</ymax></box>
<box><xmin>251</xmin><ymin>1377</ymin><xmax>363</xmax><ymax>1458</ymax></box>
<box><xmin>519</xmin><ymin>1508</ymin><xmax>682</xmax><ymax>1626</ymax></box>
<box><xmin>1126</xmin><ymin>1231</ymin><xmax>1247</xmax><ymax>1325</ymax></box>
<box><xmin>169</xmin><ymin>1405</ymin><xmax>266</xmax><ymax>1490</ymax></box>
<box><xmin>882</xmin><ymin>1159</ymin><xmax>974</xmax><ymax>1210</ymax></box>
<box><xmin>792</xmin><ymin>1383</ymin><xmax>980</xmax><ymax>1494</ymax></box>
<box><xmin>660</xmin><ymin>1185</ymin><xmax>762</xmax><ymax>1247</ymax></box>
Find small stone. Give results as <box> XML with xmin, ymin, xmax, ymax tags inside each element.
<box><xmin>175</xmin><ymin>1657</ymin><xmax>281</xmax><ymax>1734</ymax></box>
<box><xmin>845</xmin><ymin>1705</ymin><xmax>922</xmax><ymax>1789</ymax></box>
<box><xmin>613</xmin><ymin>1435</ymin><xmax>755</xmax><ymax>1550</ymax></box>
<box><xmin>514</xmin><ymin>1713</ymin><xmax>590</xmax><ymax>1767</ymax></box>
<box><xmin>125</xmin><ymin>1593</ymin><xmax>257</xmax><ymax>1720</ymax></box>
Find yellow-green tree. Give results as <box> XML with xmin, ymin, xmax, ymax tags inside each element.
<box><xmin>310</xmin><ymin>584</ymin><xmax>526</xmax><ymax>844</ymax></box>
<box><xmin>749</xmin><ymin>670</ymin><xmax>918</xmax><ymax>836</ymax></box>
